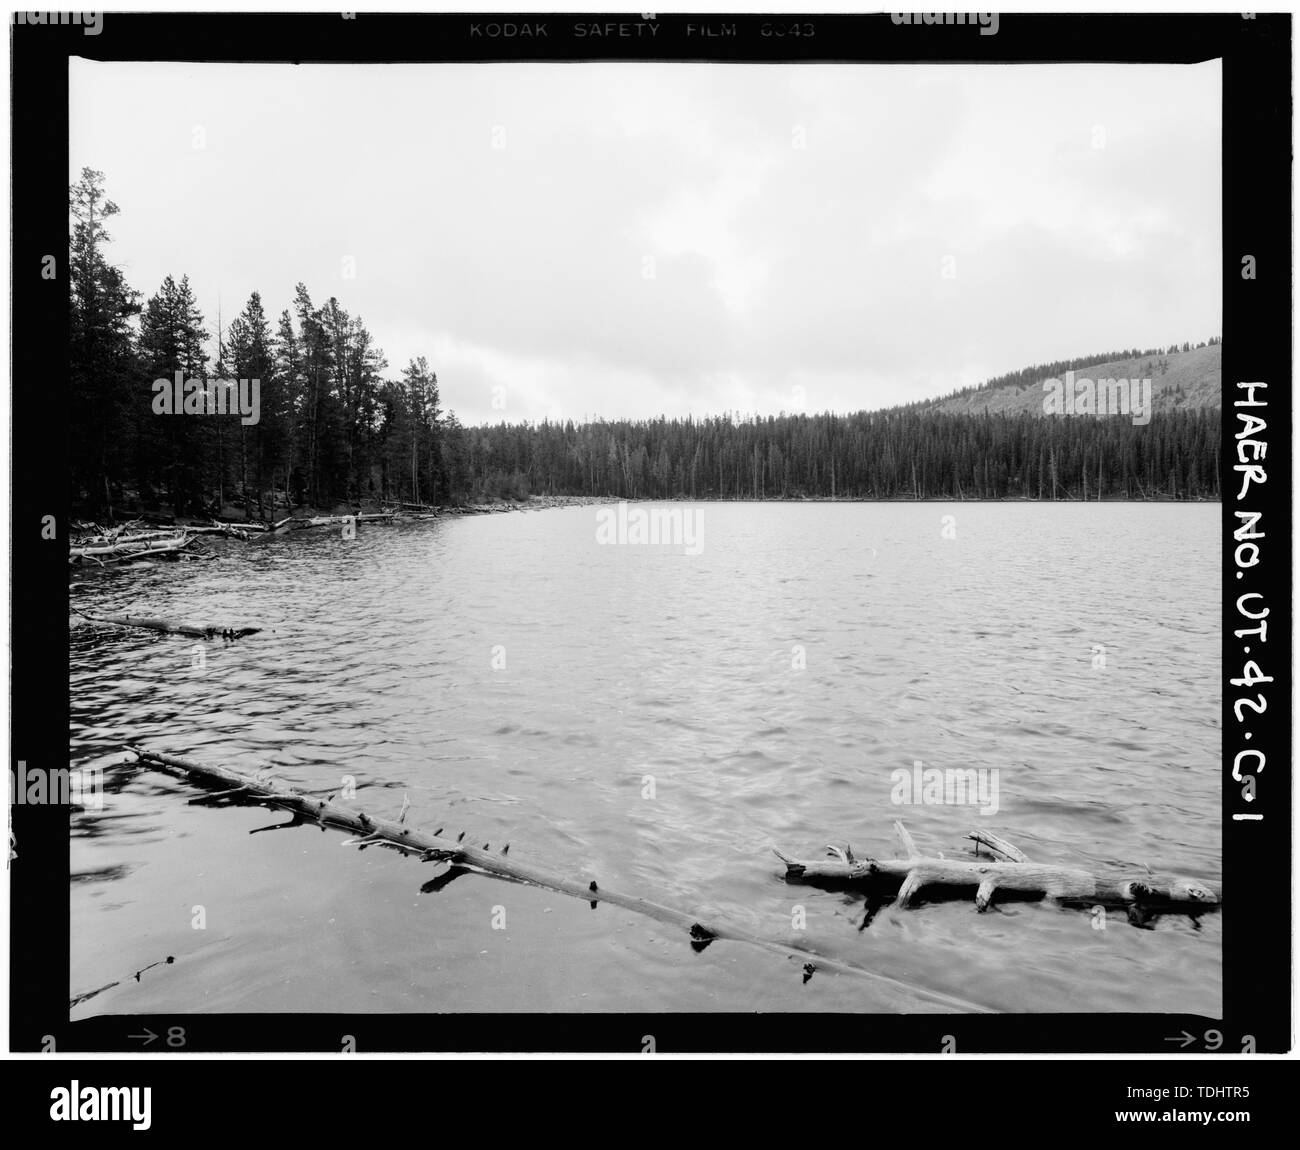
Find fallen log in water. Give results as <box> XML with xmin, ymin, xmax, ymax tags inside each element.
<box><xmin>73</xmin><ymin>528</ymin><xmax>180</xmax><ymax>548</ymax></box>
<box><xmin>776</xmin><ymin>821</ymin><xmax>1219</xmax><ymax>913</ymax></box>
<box><xmin>74</xmin><ymin>610</ymin><xmax>261</xmax><ymax>639</ymax></box>
<box><xmin>183</xmin><ymin>523</ymin><xmax>255</xmax><ymax>541</ymax></box>
<box><xmin>71</xmin><ymin>530</ymin><xmax>186</xmax><ymax>551</ymax></box>
<box><xmin>69</xmin><ymin>534</ymin><xmax>195</xmax><ymax>563</ymax></box>
<box><xmin>121</xmin><ymin>745</ymin><xmax>989</xmax><ymax>1010</ymax></box>
<box><xmin>70</xmin><ymin>955</ymin><xmax>175</xmax><ymax>1009</ymax></box>
<box><xmin>297</xmin><ymin>512</ymin><xmax>398</xmax><ymax>528</ymax></box>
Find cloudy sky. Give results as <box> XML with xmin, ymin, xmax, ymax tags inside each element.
<box><xmin>71</xmin><ymin>59</ymin><xmax>1220</xmax><ymax>425</ymax></box>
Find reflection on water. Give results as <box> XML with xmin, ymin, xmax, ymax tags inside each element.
<box><xmin>70</xmin><ymin>503</ymin><xmax>1220</xmax><ymax>1015</ymax></box>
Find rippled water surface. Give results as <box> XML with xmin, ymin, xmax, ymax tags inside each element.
<box><xmin>70</xmin><ymin>503</ymin><xmax>1221</xmax><ymax>1016</ymax></box>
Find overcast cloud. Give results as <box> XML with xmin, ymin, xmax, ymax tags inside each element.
<box><xmin>71</xmin><ymin>59</ymin><xmax>1221</xmax><ymax>425</ymax></box>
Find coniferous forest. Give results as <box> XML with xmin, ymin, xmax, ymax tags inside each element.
<box><xmin>70</xmin><ymin>168</ymin><xmax>1222</xmax><ymax>520</ymax></box>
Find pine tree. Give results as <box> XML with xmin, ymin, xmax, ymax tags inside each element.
<box><xmin>137</xmin><ymin>274</ymin><xmax>210</xmax><ymax>514</ymax></box>
<box><xmin>69</xmin><ymin>167</ymin><xmax>140</xmax><ymax>515</ymax></box>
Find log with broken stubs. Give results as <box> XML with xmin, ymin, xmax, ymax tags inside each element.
<box><xmin>775</xmin><ymin>821</ymin><xmax>1219</xmax><ymax>912</ymax></box>
<box><xmin>69</xmin><ymin>533</ymin><xmax>195</xmax><ymax>562</ymax></box>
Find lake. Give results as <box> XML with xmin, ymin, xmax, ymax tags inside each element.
<box><xmin>69</xmin><ymin>502</ymin><xmax>1221</xmax><ymax>1017</ymax></box>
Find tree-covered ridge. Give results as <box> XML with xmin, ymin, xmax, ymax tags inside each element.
<box><xmin>69</xmin><ymin>168</ymin><xmax>1222</xmax><ymax>518</ymax></box>
<box><xmin>916</xmin><ymin>342</ymin><xmax>1222</xmax><ymax>418</ymax></box>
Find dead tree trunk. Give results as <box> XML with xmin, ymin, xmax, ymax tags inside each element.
<box><xmin>69</xmin><ymin>534</ymin><xmax>195</xmax><ymax>562</ymax></box>
<box><xmin>183</xmin><ymin>523</ymin><xmax>255</xmax><ymax>541</ymax></box>
<box><xmin>295</xmin><ymin>513</ymin><xmax>397</xmax><ymax>529</ymax></box>
<box><xmin>776</xmin><ymin>821</ymin><xmax>1219</xmax><ymax>912</ymax></box>
<box><xmin>75</xmin><ymin>611</ymin><xmax>261</xmax><ymax>639</ymax></box>
<box><xmin>74</xmin><ymin>528</ymin><xmax>178</xmax><ymax>547</ymax></box>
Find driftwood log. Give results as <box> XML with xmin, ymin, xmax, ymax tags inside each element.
<box><xmin>72</xmin><ymin>521</ymin><xmax>255</xmax><ymax>554</ymax></box>
<box><xmin>120</xmin><ymin>746</ymin><xmax>988</xmax><ymax>1009</ymax></box>
<box><xmin>776</xmin><ymin>821</ymin><xmax>1219</xmax><ymax>912</ymax></box>
<box><xmin>182</xmin><ymin>523</ymin><xmax>255</xmax><ymax>541</ymax></box>
<box><xmin>73</xmin><ymin>528</ymin><xmax>180</xmax><ymax>548</ymax></box>
<box><xmin>74</xmin><ymin>610</ymin><xmax>261</xmax><ymax>639</ymax></box>
<box><xmin>69</xmin><ymin>534</ymin><xmax>195</xmax><ymax>563</ymax></box>
<box><xmin>297</xmin><ymin>513</ymin><xmax>397</xmax><ymax>528</ymax></box>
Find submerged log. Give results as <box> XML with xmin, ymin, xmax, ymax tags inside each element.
<box><xmin>121</xmin><ymin>745</ymin><xmax>989</xmax><ymax>1009</ymax></box>
<box><xmin>74</xmin><ymin>610</ymin><xmax>261</xmax><ymax>639</ymax></box>
<box><xmin>776</xmin><ymin>821</ymin><xmax>1219</xmax><ymax>912</ymax></box>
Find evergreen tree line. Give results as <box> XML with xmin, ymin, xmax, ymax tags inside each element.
<box><xmin>453</xmin><ymin>407</ymin><xmax>1220</xmax><ymax>502</ymax></box>
<box><xmin>71</xmin><ymin>168</ymin><xmax>451</xmax><ymax>518</ymax></box>
<box><xmin>70</xmin><ymin>168</ymin><xmax>1222</xmax><ymax>519</ymax></box>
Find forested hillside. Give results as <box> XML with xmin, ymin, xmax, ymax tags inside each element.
<box><xmin>69</xmin><ymin>168</ymin><xmax>1222</xmax><ymax>518</ymax></box>
<box><xmin>918</xmin><ymin>342</ymin><xmax>1222</xmax><ymax>417</ymax></box>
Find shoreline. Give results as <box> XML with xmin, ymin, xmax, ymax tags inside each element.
<box><xmin>73</xmin><ymin>490</ymin><xmax>1220</xmax><ymax>531</ymax></box>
